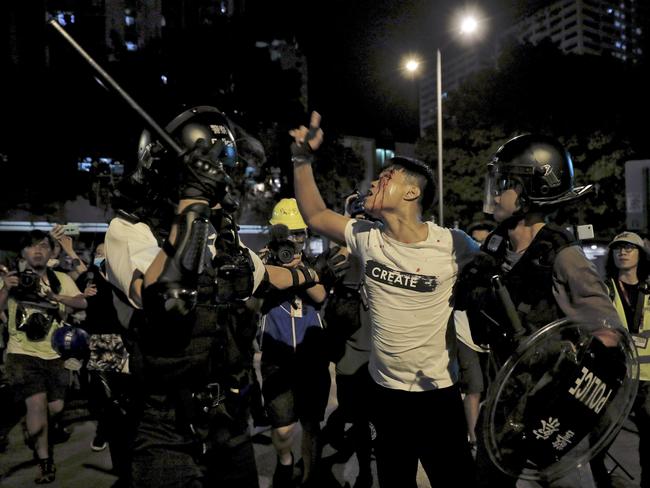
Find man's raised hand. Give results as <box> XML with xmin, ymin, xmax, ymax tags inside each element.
<box><xmin>289</xmin><ymin>111</ymin><xmax>324</xmax><ymax>165</ymax></box>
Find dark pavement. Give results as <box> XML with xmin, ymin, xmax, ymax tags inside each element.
<box><xmin>0</xmin><ymin>362</ymin><xmax>642</xmax><ymax>488</ymax></box>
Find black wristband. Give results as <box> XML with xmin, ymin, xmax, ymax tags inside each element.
<box><xmin>289</xmin><ymin>268</ymin><xmax>300</xmax><ymax>288</ymax></box>
<box><xmin>297</xmin><ymin>266</ymin><xmax>316</xmax><ymax>288</ymax></box>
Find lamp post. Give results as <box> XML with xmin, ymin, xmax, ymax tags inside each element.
<box><xmin>402</xmin><ymin>12</ymin><xmax>482</xmax><ymax>227</ymax></box>
<box><xmin>436</xmin><ymin>48</ymin><xmax>443</xmax><ymax>226</ymax></box>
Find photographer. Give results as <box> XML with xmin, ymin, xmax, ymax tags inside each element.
<box><xmin>0</xmin><ymin>230</ymin><xmax>86</xmax><ymax>484</ymax></box>
<box><xmin>257</xmin><ymin>198</ymin><xmax>330</xmax><ymax>488</ymax></box>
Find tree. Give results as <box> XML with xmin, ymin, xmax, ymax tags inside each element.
<box><xmin>416</xmin><ymin>41</ymin><xmax>649</xmax><ymax>237</ymax></box>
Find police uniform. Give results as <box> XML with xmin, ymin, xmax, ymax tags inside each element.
<box><xmin>105</xmin><ymin>214</ymin><xmax>265</xmax><ymax>488</ymax></box>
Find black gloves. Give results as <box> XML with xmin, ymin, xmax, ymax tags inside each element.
<box><xmin>180</xmin><ymin>138</ymin><xmax>232</xmax><ymax>207</ymax></box>
<box><xmin>311</xmin><ymin>245</ymin><xmax>351</xmax><ymax>290</ymax></box>
<box><xmin>290</xmin><ymin>125</ymin><xmax>319</xmax><ymax>165</ymax></box>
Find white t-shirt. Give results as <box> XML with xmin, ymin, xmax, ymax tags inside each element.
<box><xmin>105</xmin><ymin>217</ymin><xmax>266</xmax><ymax>325</ymax></box>
<box><xmin>344</xmin><ymin>219</ymin><xmax>478</xmax><ymax>391</ymax></box>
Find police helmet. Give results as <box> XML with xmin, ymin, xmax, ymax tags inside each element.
<box><xmin>483</xmin><ymin>134</ymin><xmax>591</xmax><ymax>214</ymax></box>
<box><xmin>138</xmin><ymin>105</ymin><xmax>238</xmax><ymax>174</ymax></box>
<box><xmin>116</xmin><ymin>106</ymin><xmax>238</xmax><ymax>213</ymax></box>
<box><xmin>51</xmin><ymin>325</ymin><xmax>90</xmax><ymax>359</ymax></box>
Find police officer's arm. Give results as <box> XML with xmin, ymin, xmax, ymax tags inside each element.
<box><xmin>305</xmin><ymin>282</ymin><xmax>327</xmax><ymax>303</ymax></box>
<box><xmin>553</xmin><ymin>245</ymin><xmax>622</xmax><ymax>345</ymax></box>
<box><xmin>291</xmin><ymin>112</ymin><xmax>351</xmax><ymax>244</ymax></box>
<box><xmin>264</xmin><ymin>264</ymin><xmax>319</xmax><ymax>290</ymax></box>
<box><xmin>142</xmin><ymin>198</ymin><xmax>203</xmax><ymax>289</ymax></box>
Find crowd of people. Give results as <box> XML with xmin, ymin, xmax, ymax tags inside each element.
<box><xmin>0</xmin><ymin>107</ymin><xmax>647</xmax><ymax>488</ymax></box>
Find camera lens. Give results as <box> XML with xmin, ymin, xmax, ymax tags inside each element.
<box><xmin>278</xmin><ymin>246</ymin><xmax>295</xmax><ymax>264</ymax></box>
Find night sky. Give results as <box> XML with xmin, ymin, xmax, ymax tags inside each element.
<box><xmin>278</xmin><ymin>0</ymin><xmax>505</xmax><ymax>141</ymax></box>
<box><xmin>1</xmin><ymin>0</ymin><xmax>513</xmax><ymax>185</ymax></box>
<box><xmin>244</xmin><ymin>0</ymin><xmax>511</xmax><ymax>140</ymax></box>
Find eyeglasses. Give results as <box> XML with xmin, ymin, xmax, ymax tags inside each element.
<box><xmin>288</xmin><ymin>230</ymin><xmax>307</xmax><ymax>242</ymax></box>
<box><xmin>612</xmin><ymin>243</ymin><xmax>638</xmax><ymax>253</ymax></box>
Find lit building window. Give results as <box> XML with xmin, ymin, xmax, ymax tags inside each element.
<box><xmin>54</xmin><ymin>11</ymin><xmax>75</xmax><ymax>26</ymax></box>
<box><xmin>376</xmin><ymin>148</ymin><xmax>395</xmax><ymax>167</ymax></box>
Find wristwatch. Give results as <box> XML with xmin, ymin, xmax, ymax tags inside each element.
<box><xmin>71</xmin><ymin>258</ymin><xmax>81</xmax><ymax>267</ymax></box>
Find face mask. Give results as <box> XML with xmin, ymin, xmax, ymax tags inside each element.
<box><xmin>94</xmin><ymin>258</ymin><xmax>105</xmax><ymax>268</ymax></box>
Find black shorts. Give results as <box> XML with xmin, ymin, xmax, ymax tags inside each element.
<box><xmin>260</xmin><ymin>353</ymin><xmax>331</xmax><ymax>428</ymax></box>
<box><xmin>5</xmin><ymin>353</ymin><xmax>69</xmax><ymax>401</ymax></box>
<box><xmin>457</xmin><ymin>342</ymin><xmax>485</xmax><ymax>395</ymax></box>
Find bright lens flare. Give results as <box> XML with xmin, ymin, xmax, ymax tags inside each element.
<box><xmin>405</xmin><ymin>59</ymin><xmax>420</xmax><ymax>73</ymax></box>
<box><xmin>460</xmin><ymin>16</ymin><xmax>478</xmax><ymax>34</ymax></box>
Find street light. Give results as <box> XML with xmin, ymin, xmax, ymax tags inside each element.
<box><xmin>402</xmin><ymin>12</ymin><xmax>484</xmax><ymax>226</ymax></box>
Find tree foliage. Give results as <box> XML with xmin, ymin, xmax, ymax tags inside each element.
<box><xmin>416</xmin><ymin>41</ymin><xmax>649</xmax><ymax>237</ymax></box>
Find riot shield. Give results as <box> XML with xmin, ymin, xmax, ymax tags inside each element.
<box><xmin>482</xmin><ymin>318</ymin><xmax>639</xmax><ymax>481</ymax></box>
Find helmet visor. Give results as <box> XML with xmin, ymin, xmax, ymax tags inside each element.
<box><xmin>483</xmin><ymin>164</ymin><xmax>521</xmax><ymax>214</ymax></box>
<box><xmin>213</xmin><ymin>138</ymin><xmax>238</xmax><ymax>169</ymax></box>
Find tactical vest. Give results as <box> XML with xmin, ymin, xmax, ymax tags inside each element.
<box><xmin>458</xmin><ymin>223</ymin><xmax>577</xmax><ymax>362</ymax></box>
<box><xmin>608</xmin><ymin>279</ymin><xmax>650</xmax><ymax>381</ymax></box>
<box><xmin>129</xmin><ymin>217</ymin><xmax>253</xmax><ymax>393</ymax></box>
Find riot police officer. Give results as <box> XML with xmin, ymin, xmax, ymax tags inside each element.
<box><xmin>455</xmin><ymin>134</ymin><xmax>627</xmax><ymax>487</ymax></box>
<box><xmin>105</xmin><ymin>106</ymin><xmax>321</xmax><ymax>487</ymax></box>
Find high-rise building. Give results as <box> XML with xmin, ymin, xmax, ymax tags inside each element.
<box><xmin>418</xmin><ymin>46</ymin><xmax>493</xmax><ymax>136</ymax></box>
<box><xmin>502</xmin><ymin>0</ymin><xmax>646</xmax><ymax>63</ymax></box>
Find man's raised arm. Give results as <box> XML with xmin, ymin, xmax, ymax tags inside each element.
<box><xmin>290</xmin><ymin>111</ymin><xmax>351</xmax><ymax>244</ymax></box>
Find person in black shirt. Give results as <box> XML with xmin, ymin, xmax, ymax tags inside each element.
<box><xmin>76</xmin><ymin>242</ymin><xmax>134</xmax><ymax>483</ymax></box>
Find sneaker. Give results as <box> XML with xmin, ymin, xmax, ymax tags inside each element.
<box><xmin>35</xmin><ymin>457</ymin><xmax>56</xmax><ymax>484</ymax></box>
<box><xmin>91</xmin><ymin>435</ymin><xmax>108</xmax><ymax>452</ymax></box>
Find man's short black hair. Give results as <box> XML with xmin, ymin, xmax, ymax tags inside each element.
<box><xmin>387</xmin><ymin>156</ymin><xmax>435</xmax><ymax>210</ymax></box>
<box><xmin>19</xmin><ymin>230</ymin><xmax>55</xmax><ymax>251</ymax></box>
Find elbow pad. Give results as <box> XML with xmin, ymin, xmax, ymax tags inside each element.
<box><xmin>143</xmin><ymin>202</ymin><xmax>211</xmax><ymax>320</ymax></box>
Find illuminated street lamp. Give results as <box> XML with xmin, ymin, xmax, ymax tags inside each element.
<box><xmin>402</xmin><ymin>12</ymin><xmax>484</xmax><ymax>226</ymax></box>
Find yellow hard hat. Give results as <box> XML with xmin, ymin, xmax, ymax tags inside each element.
<box><xmin>269</xmin><ymin>198</ymin><xmax>307</xmax><ymax>230</ymax></box>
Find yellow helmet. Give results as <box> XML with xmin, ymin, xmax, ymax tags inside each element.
<box><xmin>269</xmin><ymin>198</ymin><xmax>307</xmax><ymax>230</ymax></box>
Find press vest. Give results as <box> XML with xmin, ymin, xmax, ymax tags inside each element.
<box><xmin>609</xmin><ymin>278</ymin><xmax>650</xmax><ymax>381</ymax></box>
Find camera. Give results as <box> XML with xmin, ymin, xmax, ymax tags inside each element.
<box><xmin>267</xmin><ymin>224</ymin><xmax>298</xmax><ymax>265</ymax></box>
<box><xmin>269</xmin><ymin>241</ymin><xmax>296</xmax><ymax>265</ymax></box>
<box><xmin>11</xmin><ymin>269</ymin><xmax>41</xmax><ymax>301</ymax></box>
<box><xmin>17</xmin><ymin>310</ymin><xmax>54</xmax><ymax>341</ymax></box>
